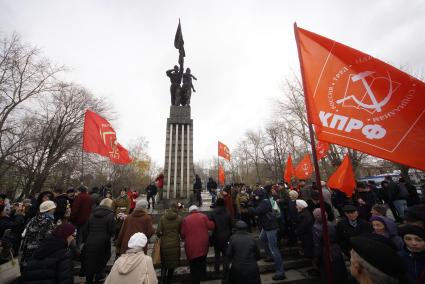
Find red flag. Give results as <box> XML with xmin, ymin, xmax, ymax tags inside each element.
<box><xmin>295</xmin><ymin>154</ymin><xmax>314</xmax><ymax>180</ymax></box>
<box><xmin>218</xmin><ymin>163</ymin><xmax>225</xmax><ymax>185</ymax></box>
<box><xmin>327</xmin><ymin>154</ymin><xmax>356</xmax><ymax>197</ymax></box>
<box><xmin>83</xmin><ymin>110</ymin><xmax>132</xmax><ymax>164</ymax></box>
<box><xmin>284</xmin><ymin>154</ymin><xmax>295</xmax><ymax>182</ymax></box>
<box><xmin>218</xmin><ymin>141</ymin><xmax>231</xmax><ymax>160</ymax></box>
<box><xmin>316</xmin><ymin>141</ymin><xmax>330</xmax><ymax>160</ymax></box>
<box><xmin>294</xmin><ymin>25</ymin><xmax>425</xmax><ymax>171</ymax></box>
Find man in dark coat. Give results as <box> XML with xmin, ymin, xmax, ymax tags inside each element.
<box><xmin>209</xmin><ymin>198</ymin><xmax>232</xmax><ymax>274</ymax></box>
<box><xmin>145</xmin><ymin>182</ymin><xmax>158</xmax><ymax>209</ymax></box>
<box><xmin>336</xmin><ymin>204</ymin><xmax>372</xmax><ymax>257</ymax></box>
<box><xmin>226</xmin><ymin>221</ymin><xmax>261</xmax><ymax>284</ymax></box>
<box><xmin>70</xmin><ymin>186</ymin><xmax>92</xmax><ymax>248</ymax></box>
<box><xmin>22</xmin><ymin>223</ymin><xmax>76</xmax><ymax>284</ymax></box>
<box><xmin>81</xmin><ymin>198</ymin><xmax>115</xmax><ymax>284</ymax></box>
<box><xmin>248</xmin><ymin>188</ymin><xmax>286</xmax><ymax>281</ymax></box>
<box><xmin>207</xmin><ymin>177</ymin><xmax>218</xmax><ymax>208</ymax></box>
<box><xmin>193</xmin><ymin>174</ymin><xmax>203</xmax><ymax>206</ymax></box>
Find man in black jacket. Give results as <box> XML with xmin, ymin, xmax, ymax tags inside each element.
<box><xmin>248</xmin><ymin>188</ymin><xmax>286</xmax><ymax>281</ymax></box>
<box><xmin>145</xmin><ymin>182</ymin><xmax>158</xmax><ymax>209</ymax></box>
<box><xmin>207</xmin><ymin>177</ymin><xmax>218</xmax><ymax>208</ymax></box>
<box><xmin>22</xmin><ymin>223</ymin><xmax>76</xmax><ymax>284</ymax></box>
<box><xmin>336</xmin><ymin>204</ymin><xmax>372</xmax><ymax>258</ymax></box>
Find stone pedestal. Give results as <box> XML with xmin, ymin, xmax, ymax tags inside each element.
<box><xmin>163</xmin><ymin>105</ymin><xmax>194</xmax><ymax>200</ymax></box>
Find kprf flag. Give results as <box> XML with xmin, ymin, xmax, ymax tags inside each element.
<box><xmin>294</xmin><ymin>25</ymin><xmax>425</xmax><ymax>171</ymax></box>
<box><xmin>327</xmin><ymin>154</ymin><xmax>356</xmax><ymax>197</ymax></box>
<box><xmin>83</xmin><ymin>110</ymin><xmax>132</xmax><ymax>164</ymax></box>
<box><xmin>295</xmin><ymin>154</ymin><xmax>314</xmax><ymax>180</ymax></box>
<box><xmin>218</xmin><ymin>141</ymin><xmax>231</xmax><ymax>160</ymax></box>
<box><xmin>284</xmin><ymin>154</ymin><xmax>295</xmax><ymax>182</ymax></box>
<box><xmin>316</xmin><ymin>141</ymin><xmax>330</xmax><ymax>160</ymax></box>
<box><xmin>174</xmin><ymin>19</ymin><xmax>185</xmax><ymax>57</ymax></box>
<box><xmin>218</xmin><ymin>163</ymin><xmax>225</xmax><ymax>185</ymax></box>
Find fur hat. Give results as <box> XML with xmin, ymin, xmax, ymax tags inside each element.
<box><xmin>295</xmin><ymin>199</ymin><xmax>308</xmax><ymax>209</ymax></box>
<box><xmin>128</xmin><ymin>232</ymin><xmax>148</xmax><ymax>249</ymax></box>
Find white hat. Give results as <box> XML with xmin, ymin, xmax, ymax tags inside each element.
<box><xmin>39</xmin><ymin>200</ymin><xmax>56</xmax><ymax>213</ymax></box>
<box><xmin>295</xmin><ymin>199</ymin><xmax>308</xmax><ymax>209</ymax></box>
<box><xmin>289</xmin><ymin>190</ymin><xmax>299</xmax><ymax>199</ymax></box>
<box><xmin>128</xmin><ymin>232</ymin><xmax>148</xmax><ymax>249</ymax></box>
<box><xmin>188</xmin><ymin>205</ymin><xmax>198</xmax><ymax>213</ymax></box>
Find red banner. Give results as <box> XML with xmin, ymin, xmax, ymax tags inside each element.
<box><xmin>83</xmin><ymin>110</ymin><xmax>132</xmax><ymax>164</ymax></box>
<box><xmin>295</xmin><ymin>25</ymin><xmax>425</xmax><ymax>171</ymax></box>
<box><xmin>316</xmin><ymin>141</ymin><xmax>330</xmax><ymax>160</ymax></box>
<box><xmin>218</xmin><ymin>141</ymin><xmax>231</xmax><ymax>160</ymax></box>
<box><xmin>218</xmin><ymin>163</ymin><xmax>225</xmax><ymax>185</ymax></box>
<box><xmin>327</xmin><ymin>154</ymin><xmax>356</xmax><ymax>197</ymax></box>
<box><xmin>295</xmin><ymin>154</ymin><xmax>314</xmax><ymax>180</ymax></box>
<box><xmin>284</xmin><ymin>154</ymin><xmax>295</xmax><ymax>183</ymax></box>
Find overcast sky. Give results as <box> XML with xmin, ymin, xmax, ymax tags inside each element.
<box><xmin>1</xmin><ymin>0</ymin><xmax>424</xmax><ymax>168</ymax></box>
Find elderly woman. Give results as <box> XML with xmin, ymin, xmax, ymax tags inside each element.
<box><xmin>295</xmin><ymin>199</ymin><xmax>313</xmax><ymax>258</ymax></box>
<box><xmin>105</xmin><ymin>232</ymin><xmax>158</xmax><ymax>284</ymax></box>
<box><xmin>81</xmin><ymin>198</ymin><xmax>115</xmax><ymax>284</ymax></box>
<box><xmin>370</xmin><ymin>215</ymin><xmax>403</xmax><ymax>251</ymax></box>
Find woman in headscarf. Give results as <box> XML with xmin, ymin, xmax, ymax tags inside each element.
<box><xmin>370</xmin><ymin>215</ymin><xmax>404</xmax><ymax>250</ymax></box>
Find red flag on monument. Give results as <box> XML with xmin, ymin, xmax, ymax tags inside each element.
<box><xmin>295</xmin><ymin>154</ymin><xmax>314</xmax><ymax>180</ymax></box>
<box><xmin>327</xmin><ymin>154</ymin><xmax>356</xmax><ymax>197</ymax></box>
<box><xmin>294</xmin><ymin>25</ymin><xmax>425</xmax><ymax>171</ymax></box>
<box><xmin>83</xmin><ymin>110</ymin><xmax>132</xmax><ymax>164</ymax></box>
<box><xmin>316</xmin><ymin>141</ymin><xmax>330</xmax><ymax>160</ymax></box>
<box><xmin>284</xmin><ymin>154</ymin><xmax>295</xmax><ymax>183</ymax></box>
<box><xmin>218</xmin><ymin>141</ymin><xmax>231</xmax><ymax>160</ymax></box>
<box><xmin>218</xmin><ymin>163</ymin><xmax>225</xmax><ymax>185</ymax></box>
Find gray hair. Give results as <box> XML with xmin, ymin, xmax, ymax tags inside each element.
<box><xmin>351</xmin><ymin>250</ymin><xmax>398</xmax><ymax>284</ymax></box>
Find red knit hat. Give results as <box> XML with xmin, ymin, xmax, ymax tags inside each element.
<box><xmin>53</xmin><ymin>224</ymin><xmax>76</xmax><ymax>240</ymax></box>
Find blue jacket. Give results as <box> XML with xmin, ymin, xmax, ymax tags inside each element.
<box><xmin>248</xmin><ymin>198</ymin><xmax>277</xmax><ymax>231</ymax></box>
<box><xmin>399</xmin><ymin>248</ymin><xmax>425</xmax><ymax>284</ymax></box>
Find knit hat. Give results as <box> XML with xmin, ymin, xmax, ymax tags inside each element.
<box><xmin>399</xmin><ymin>224</ymin><xmax>425</xmax><ymax>240</ymax></box>
<box><xmin>189</xmin><ymin>205</ymin><xmax>198</xmax><ymax>213</ymax></box>
<box><xmin>288</xmin><ymin>190</ymin><xmax>299</xmax><ymax>199</ymax></box>
<box><xmin>128</xmin><ymin>232</ymin><xmax>148</xmax><ymax>249</ymax></box>
<box><xmin>350</xmin><ymin>236</ymin><xmax>405</xmax><ymax>278</ymax></box>
<box><xmin>53</xmin><ymin>224</ymin><xmax>76</xmax><ymax>240</ymax></box>
<box><xmin>371</xmin><ymin>204</ymin><xmax>387</xmax><ymax>216</ymax></box>
<box><xmin>295</xmin><ymin>199</ymin><xmax>308</xmax><ymax>209</ymax></box>
<box><xmin>39</xmin><ymin>200</ymin><xmax>56</xmax><ymax>213</ymax></box>
<box><xmin>135</xmin><ymin>200</ymin><xmax>148</xmax><ymax>209</ymax></box>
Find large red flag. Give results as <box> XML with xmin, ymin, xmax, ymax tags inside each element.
<box><xmin>327</xmin><ymin>154</ymin><xmax>356</xmax><ymax>197</ymax></box>
<box><xmin>218</xmin><ymin>141</ymin><xmax>231</xmax><ymax>160</ymax></box>
<box><xmin>284</xmin><ymin>154</ymin><xmax>295</xmax><ymax>182</ymax></box>
<box><xmin>83</xmin><ymin>110</ymin><xmax>132</xmax><ymax>164</ymax></box>
<box><xmin>316</xmin><ymin>141</ymin><xmax>330</xmax><ymax>160</ymax></box>
<box><xmin>218</xmin><ymin>163</ymin><xmax>225</xmax><ymax>185</ymax></box>
<box><xmin>294</xmin><ymin>25</ymin><xmax>425</xmax><ymax>171</ymax></box>
<box><xmin>295</xmin><ymin>154</ymin><xmax>314</xmax><ymax>180</ymax></box>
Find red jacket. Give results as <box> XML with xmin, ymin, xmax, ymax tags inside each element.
<box><xmin>181</xmin><ymin>211</ymin><xmax>215</xmax><ymax>260</ymax></box>
<box><xmin>70</xmin><ymin>192</ymin><xmax>92</xmax><ymax>226</ymax></box>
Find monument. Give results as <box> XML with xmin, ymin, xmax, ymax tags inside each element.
<box><xmin>163</xmin><ymin>20</ymin><xmax>196</xmax><ymax>200</ymax></box>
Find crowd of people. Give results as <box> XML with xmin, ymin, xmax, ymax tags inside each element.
<box><xmin>0</xmin><ymin>173</ymin><xmax>424</xmax><ymax>284</ymax></box>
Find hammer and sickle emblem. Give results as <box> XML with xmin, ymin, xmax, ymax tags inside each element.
<box><xmin>336</xmin><ymin>71</ymin><xmax>393</xmax><ymax>113</ymax></box>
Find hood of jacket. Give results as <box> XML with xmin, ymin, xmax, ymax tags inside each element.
<box><xmin>165</xmin><ymin>209</ymin><xmax>178</xmax><ymax>220</ymax></box>
<box><xmin>132</xmin><ymin>208</ymin><xmax>147</xmax><ymax>217</ymax></box>
<box><xmin>93</xmin><ymin>206</ymin><xmax>114</xmax><ymax>218</ymax></box>
<box><xmin>33</xmin><ymin>235</ymin><xmax>67</xmax><ymax>259</ymax></box>
<box><xmin>116</xmin><ymin>251</ymin><xmax>146</xmax><ymax>275</ymax></box>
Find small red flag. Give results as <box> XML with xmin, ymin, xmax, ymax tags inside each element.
<box><xmin>218</xmin><ymin>163</ymin><xmax>225</xmax><ymax>185</ymax></box>
<box><xmin>83</xmin><ymin>110</ymin><xmax>132</xmax><ymax>164</ymax></box>
<box><xmin>295</xmin><ymin>154</ymin><xmax>314</xmax><ymax>180</ymax></box>
<box><xmin>284</xmin><ymin>154</ymin><xmax>295</xmax><ymax>183</ymax></box>
<box><xmin>218</xmin><ymin>141</ymin><xmax>231</xmax><ymax>160</ymax></box>
<box><xmin>316</xmin><ymin>141</ymin><xmax>330</xmax><ymax>160</ymax></box>
<box><xmin>327</xmin><ymin>154</ymin><xmax>356</xmax><ymax>197</ymax></box>
<box><xmin>294</xmin><ymin>25</ymin><xmax>425</xmax><ymax>170</ymax></box>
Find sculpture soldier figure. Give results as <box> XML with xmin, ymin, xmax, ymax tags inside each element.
<box><xmin>181</xmin><ymin>68</ymin><xmax>197</xmax><ymax>106</ymax></box>
<box><xmin>166</xmin><ymin>65</ymin><xmax>182</xmax><ymax>105</ymax></box>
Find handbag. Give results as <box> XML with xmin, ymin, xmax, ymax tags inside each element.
<box><xmin>0</xmin><ymin>250</ymin><xmax>21</xmax><ymax>284</ymax></box>
<box><xmin>151</xmin><ymin>239</ymin><xmax>161</xmax><ymax>265</ymax></box>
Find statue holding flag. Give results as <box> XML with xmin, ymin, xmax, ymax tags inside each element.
<box><xmin>167</xmin><ymin>19</ymin><xmax>197</xmax><ymax>106</ymax></box>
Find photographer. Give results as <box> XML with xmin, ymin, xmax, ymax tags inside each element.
<box><xmin>0</xmin><ymin>200</ymin><xmax>26</xmax><ymax>258</ymax></box>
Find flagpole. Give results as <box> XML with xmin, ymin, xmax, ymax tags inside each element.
<box><xmin>217</xmin><ymin>142</ymin><xmax>220</xmax><ymax>188</ymax></box>
<box><xmin>294</xmin><ymin>22</ymin><xmax>333</xmax><ymax>284</ymax></box>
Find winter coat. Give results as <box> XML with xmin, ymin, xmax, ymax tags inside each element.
<box><xmin>399</xmin><ymin>248</ymin><xmax>425</xmax><ymax>284</ymax></box>
<box><xmin>0</xmin><ymin>213</ymin><xmax>25</xmax><ymax>255</ymax></box>
<box><xmin>309</xmin><ymin>201</ymin><xmax>335</xmax><ymax>222</ymax></box>
<box><xmin>113</xmin><ymin>196</ymin><xmax>130</xmax><ymax>214</ymax></box>
<box><xmin>221</xmin><ymin>193</ymin><xmax>235</xmax><ymax>218</ymax></box>
<box><xmin>104</xmin><ymin>250</ymin><xmax>158</xmax><ymax>284</ymax></box>
<box><xmin>21</xmin><ymin>213</ymin><xmax>56</xmax><ymax>265</ymax></box>
<box><xmin>156</xmin><ymin>209</ymin><xmax>182</xmax><ymax>269</ymax></box>
<box><xmin>226</xmin><ymin>230</ymin><xmax>261</xmax><ymax>284</ymax></box>
<box><xmin>336</xmin><ymin>217</ymin><xmax>372</xmax><ymax>257</ymax></box>
<box><xmin>193</xmin><ymin>178</ymin><xmax>202</xmax><ymax>191</ymax></box>
<box><xmin>354</xmin><ymin>190</ymin><xmax>377</xmax><ymax>221</ymax></box>
<box><xmin>299</xmin><ymin>186</ymin><xmax>312</xmax><ymax>201</ymax></box>
<box><xmin>313</xmin><ymin>222</ymin><xmax>348</xmax><ymax>284</ymax></box>
<box><xmin>207</xmin><ymin>180</ymin><xmax>217</xmax><ymax>192</ymax></box>
<box><xmin>249</xmin><ymin>198</ymin><xmax>278</xmax><ymax>231</ymax></box>
<box><xmin>181</xmin><ymin>211</ymin><xmax>215</xmax><ymax>260</ymax></box>
<box><xmin>81</xmin><ymin>206</ymin><xmax>115</xmax><ymax>276</ymax></box>
<box><xmin>235</xmin><ymin>193</ymin><xmax>250</xmax><ymax>214</ymax></box>
<box><xmin>295</xmin><ymin>208</ymin><xmax>314</xmax><ymax>258</ymax></box>
<box><xmin>22</xmin><ymin>236</ymin><xmax>73</xmax><ymax>284</ymax></box>
<box><xmin>155</xmin><ymin>176</ymin><xmax>164</xmax><ymax>189</ymax></box>
<box><xmin>116</xmin><ymin>208</ymin><xmax>154</xmax><ymax>255</ymax></box>
<box><xmin>209</xmin><ymin>206</ymin><xmax>232</xmax><ymax>249</ymax></box>
<box><xmin>145</xmin><ymin>184</ymin><xmax>158</xmax><ymax>196</ymax></box>
<box><xmin>371</xmin><ymin>216</ymin><xmax>404</xmax><ymax>251</ymax></box>
<box><xmin>70</xmin><ymin>192</ymin><xmax>92</xmax><ymax>226</ymax></box>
